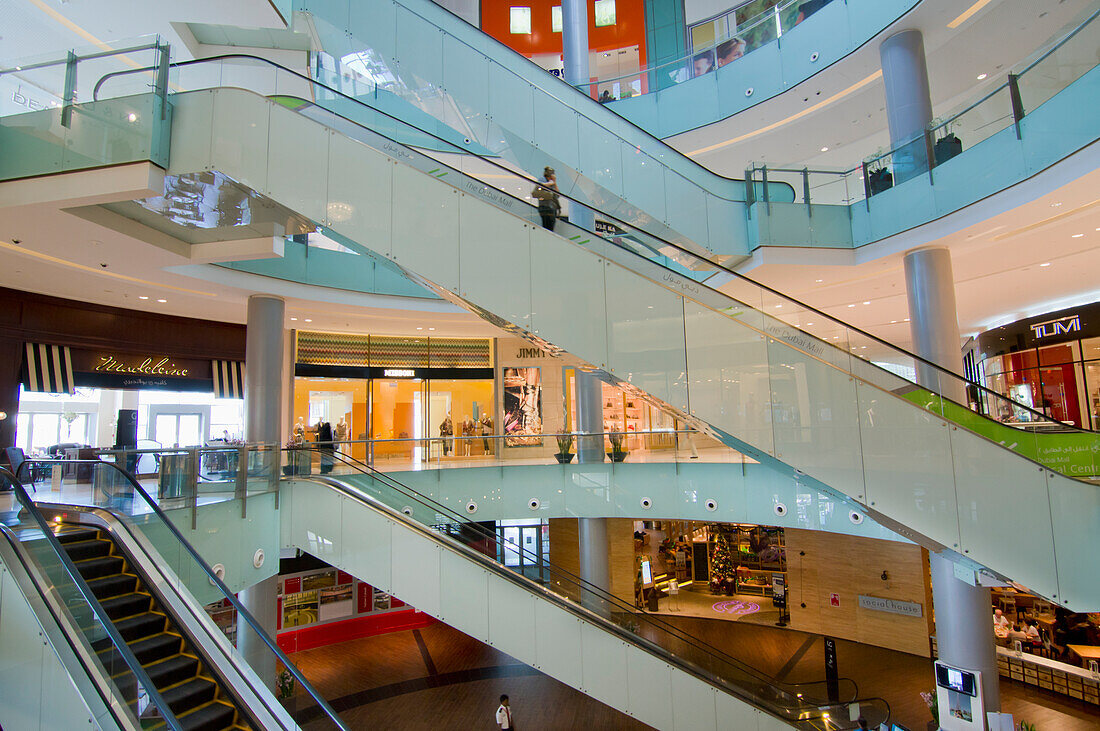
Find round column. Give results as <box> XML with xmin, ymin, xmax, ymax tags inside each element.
<box><xmin>574</xmin><ymin>368</ymin><xmax>611</xmax><ymax>610</ymax></box>
<box><xmin>879</xmin><ymin>30</ymin><xmax>933</xmax><ymax>183</ymax></box>
<box><xmin>561</xmin><ymin>0</ymin><xmax>596</xmax><ymax>232</ymax></box>
<box><xmin>903</xmin><ymin>246</ymin><xmax>1000</xmax><ymax>711</ymax></box>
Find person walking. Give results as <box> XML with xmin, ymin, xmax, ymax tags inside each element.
<box><xmin>495</xmin><ymin>694</ymin><xmax>516</xmax><ymax>730</ymax></box>
<box><xmin>533</xmin><ymin>166</ymin><xmax>560</xmax><ymax>231</ymax></box>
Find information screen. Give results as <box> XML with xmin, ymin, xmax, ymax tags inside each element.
<box><xmin>640</xmin><ymin>559</ymin><xmax>652</xmax><ymax>586</ymax></box>
<box><xmin>935</xmin><ymin>663</ymin><xmax>977</xmax><ymax>696</ymax></box>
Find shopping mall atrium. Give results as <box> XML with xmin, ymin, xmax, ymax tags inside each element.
<box><xmin>0</xmin><ymin>0</ymin><xmax>1098</xmax><ymax>728</ymax></box>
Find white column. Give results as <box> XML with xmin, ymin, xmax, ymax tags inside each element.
<box><xmin>879</xmin><ymin>30</ymin><xmax>933</xmax><ymax>183</ymax></box>
<box><xmin>904</xmin><ymin>246</ymin><xmax>1000</xmax><ymax>713</ymax></box>
<box><xmin>561</xmin><ymin>0</ymin><xmax>596</xmax><ymax>232</ymax></box>
<box><xmin>574</xmin><ymin>369</ymin><xmax>610</xmax><ymax>610</ymax></box>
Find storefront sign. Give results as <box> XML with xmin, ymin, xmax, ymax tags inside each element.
<box><xmin>1029</xmin><ymin>314</ymin><xmax>1081</xmax><ymax>340</ymax></box>
<box><xmin>858</xmin><ymin>594</ymin><xmax>923</xmax><ymax>617</ymax></box>
<box><xmin>95</xmin><ymin>354</ymin><xmax>190</xmax><ymax>377</ymax></box>
<box><xmin>383</xmin><ymin>369</ymin><xmax>415</xmax><ymax>377</ymax></box>
<box><xmin>515</xmin><ymin>347</ymin><xmax>547</xmax><ymax>359</ymax></box>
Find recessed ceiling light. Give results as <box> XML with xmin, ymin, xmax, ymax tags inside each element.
<box><xmin>904</xmin><ymin>318</ymin><xmax>910</xmax><ymax>321</ymax></box>
<box><xmin>138</xmin><ymin>295</ymin><xmax>149</xmax><ymax>300</ymax></box>
<box><xmin>815</xmin><ymin>279</ymin><xmax>824</xmax><ymax>283</ymax></box>
<box><xmin>290</xmin><ymin>317</ymin><xmax>298</xmax><ymax>321</ymax></box>
<box><xmin>863</xmin><ymin>301</ymin><xmax>870</xmax><ymax>305</ymax></box>
<box><xmin>775</xmin><ymin>304</ymin><xmax>783</xmax><ymax>308</ymax></box>
<box><xmin>820</xmin><ymin>146</ymin><xmax>829</xmax><ymax>152</ymax></box>
<box><xmin>428</xmin><ymin>327</ymin><xmax>435</xmax><ymax>331</ymax></box>
<box><xmin>891</xmin><ymin>320</ymin><xmax>897</xmax><ymax>324</ymax></box>
<box><xmin>1050</xmin><ymin>202</ymin><xmax>1062</xmax><ymax>207</ymax></box>
<box><xmin>156</xmin><ymin>298</ymin><xmax>167</xmax><ymax>303</ymax></box>
<box><xmin>416</xmin><ymin>327</ymin><xmax>423</xmax><ymax>330</ymax></box>
<box><xmin>127</xmin><ymin>112</ymin><xmax>137</xmax><ymax>122</ymax></box>
<box><xmin>976</xmin><ymin>73</ymin><xmax>987</xmax><ymax>80</ymax></box>
<box><xmin>1039</xmin><ymin>262</ymin><xmax>1051</xmax><ymax>267</ymax></box>
<box><xmin>806</xmin><ymin>322</ymin><xmax>814</xmax><ymax>326</ymax></box>
<box><xmin>847</xmin><ymin>304</ymin><xmax>856</xmax><ymax>308</ymax></box>
<box><xmin>1071</xmin><ymin>233</ymin><xmax>1084</xmax><ymax>238</ymax></box>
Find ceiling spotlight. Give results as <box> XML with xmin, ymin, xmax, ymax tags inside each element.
<box><xmin>1050</xmin><ymin>202</ymin><xmax>1062</xmax><ymax>207</ymax></box>
<box><xmin>1039</xmin><ymin>262</ymin><xmax>1051</xmax><ymax>267</ymax></box>
<box><xmin>416</xmin><ymin>327</ymin><xmax>423</xmax><ymax>330</ymax></box>
<box><xmin>891</xmin><ymin>320</ymin><xmax>897</xmax><ymax>324</ymax></box>
<box><xmin>815</xmin><ymin>279</ymin><xmax>823</xmax><ymax>283</ymax></box>
<box><xmin>156</xmin><ymin>298</ymin><xmax>167</xmax><ymax>303</ymax></box>
<box><xmin>1071</xmin><ymin>233</ymin><xmax>1084</xmax><ymax>238</ymax></box>
<box><xmin>138</xmin><ymin>295</ymin><xmax>149</xmax><ymax>300</ymax></box>
<box><xmin>304</xmin><ymin>318</ymin><xmax>313</xmax><ymax>322</ymax></box>
<box><xmin>290</xmin><ymin>317</ymin><xmax>298</xmax><ymax>321</ymax></box>
<box><xmin>863</xmin><ymin>301</ymin><xmax>871</xmax><ymax>305</ymax></box>
<box><xmin>127</xmin><ymin>112</ymin><xmax>137</xmax><ymax>122</ymax></box>
<box><xmin>904</xmin><ymin>318</ymin><xmax>910</xmax><ymax>322</ymax></box>
<box><xmin>976</xmin><ymin>73</ymin><xmax>987</xmax><ymax>80</ymax></box>
<box><xmin>847</xmin><ymin>304</ymin><xmax>856</xmax><ymax>308</ymax></box>
<box><xmin>820</xmin><ymin>146</ymin><xmax>829</xmax><ymax>152</ymax></box>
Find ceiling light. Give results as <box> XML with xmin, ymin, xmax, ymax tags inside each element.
<box><xmin>806</xmin><ymin>322</ymin><xmax>814</xmax><ymax>326</ymax></box>
<box><xmin>127</xmin><ymin>112</ymin><xmax>137</xmax><ymax>122</ymax></box>
<box><xmin>429</xmin><ymin>327</ymin><xmax>436</xmax><ymax>331</ymax></box>
<box><xmin>416</xmin><ymin>327</ymin><xmax>423</xmax><ymax>330</ymax></box>
<box><xmin>891</xmin><ymin>320</ymin><xmax>897</xmax><ymax>324</ymax></box>
<box><xmin>138</xmin><ymin>295</ymin><xmax>149</xmax><ymax>300</ymax></box>
<box><xmin>976</xmin><ymin>73</ymin><xmax>987</xmax><ymax>80</ymax></box>
<box><xmin>904</xmin><ymin>318</ymin><xmax>910</xmax><ymax>322</ymax></box>
<box><xmin>947</xmin><ymin>0</ymin><xmax>993</xmax><ymax>29</ymax></box>
<box><xmin>290</xmin><ymin>317</ymin><xmax>298</xmax><ymax>321</ymax></box>
<box><xmin>847</xmin><ymin>304</ymin><xmax>855</xmax><ymax>308</ymax></box>
<box><xmin>820</xmin><ymin>146</ymin><xmax>829</xmax><ymax>152</ymax></box>
<box><xmin>304</xmin><ymin>318</ymin><xmax>313</xmax><ymax>322</ymax></box>
<box><xmin>156</xmin><ymin>298</ymin><xmax>167</xmax><ymax>303</ymax></box>
<box><xmin>815</xmin><ymin>279</ymin><xmax>823</xmax><ymax>283</ymax></box>
<box><xmin>863</xmin><ymin>301</ymin><xmax>870</xmax><ymax>305</ymax></box>
<box><xmin>1071</xmin><ymin>233</ymin><xmax>1084</xmax><ymax>238</ymax></box>
<box><xmin>1039</xmin><ymin>262</ymin><xmax>1051</xmax><ymax>267</ymax></box>
<box><xmin>775</xmin><ymin>304</ymin><xmax>782</xmax><ymax>308</ymax></box>
<box><xmin>1050</xmin><ymin>202</ymin><xmax>1062</xmax><ymax>207</ymax></box>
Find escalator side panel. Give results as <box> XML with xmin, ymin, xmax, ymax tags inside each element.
<box><xmin>285</xmin><ymin>479</ymin><xmax>790</xmax><ymax>730</ymax></box>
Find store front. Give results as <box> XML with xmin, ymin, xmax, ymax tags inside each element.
<box><xmin>977</xmin><ymin>302</ymin><xmax>1100</xmax><ymax>429</ymax></box>
<box><xmin>292</xmin><ymin>332</ymin><xmax>495</xmax><ymax>464</ymax></box>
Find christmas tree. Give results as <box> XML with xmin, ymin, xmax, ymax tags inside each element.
<box><xmin>709</xmin><ymin>526</ymin><xmax>737</xmax><ymax>595</ymax></box>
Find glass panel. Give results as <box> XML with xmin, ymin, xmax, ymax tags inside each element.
<box><xmin>155</xmin><ymin>413</ymin><xmax>179</xmax><ymax>447</ymax></box>
<box><xmin>178</xmin><ymin>414</ymin><xmax>201</xmax><ymax>447</ymax></box>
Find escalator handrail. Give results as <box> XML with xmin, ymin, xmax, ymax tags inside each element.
<box><xmin>0</xmin><ymin>467</ymin><xmax>183</xmax><ymax>730</ymax></box>
<box><xmin>18</xmin><ymin>457</ymin><xmax>350</xmax><ymax>731</ymax></box>
<box><xmin>0</xmin><ymin>521</ymin><xmax>137</xmax><ymax>730</ymax></box>
<box><xmin>311</xmin><ymin>448</ymin><xmax>871</xmax><ymax>709</ymax></box>
<box><xmin>299</xmin><ymin>470</ymin><xmax>892</xmax><ymax>728</ymax></box>
<box><xmin>87</xmin><ymin>52</ymin><xmax>1092</xmax><ymax>439</ymax></box>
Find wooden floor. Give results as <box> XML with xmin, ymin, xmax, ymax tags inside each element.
<box><xmin>288</xmin><ymin>622</ymin><xmax>653</xmax><ymax>730</ymax></box>
<box><xmin>287</xmin><ymin>616</ymin><xmax>1100</xmax><ymax>730</ymax></box>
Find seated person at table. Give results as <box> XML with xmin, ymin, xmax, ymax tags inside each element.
<box><xmin>993</xmin><ymin>608</ymin><xmax>1011</xmax><ymax>631</ymax></box>
<box><xmin>1007</xmin><ymin>624</ymin><xmax>1029</xmax><ymax>644</ymax></box>
<box><xmin>1025</xmin><ymin>620</ymin><xmax>1042</xmax><ymax>645</ymax></box>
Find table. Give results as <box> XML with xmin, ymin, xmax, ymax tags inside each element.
<box><xmin>1067</xmin><ymin>644</ymin><xmax>1100</xmax><ymax>668</ymax></box>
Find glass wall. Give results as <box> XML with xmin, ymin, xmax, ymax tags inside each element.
<box><xmin>980</xmin><ymin>337</ymin><xmax>1100</xmax><ymax>428</ymax></box>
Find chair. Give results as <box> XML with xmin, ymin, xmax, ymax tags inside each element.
<box><xmin>3</xmin><ymin>447</ymin><xmax>35</xmax><ymax>492</ymax></box>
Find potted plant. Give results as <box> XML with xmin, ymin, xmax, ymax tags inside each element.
<box><xmin>554</xmin><ymin>434</ymin><xmax>575</xmax><ymax>464</ymax></box>
<box><xmin>607</xmin><ymin>431</ymin><xmax>628</xmax><ymax>462</ymax></box>
<box><xmin>920</xmin><ymin>690</ymin><xmax>939</xmax><ymax>730</ymax></box>
<box><xmin>277</xmin><ymin>668</ymin><xmax>295</xmax><ymax>700</ymax></box>
<box><xmin>282</xmin><ymin>439</ymin><xmax>311</xmax><ymax>476</ymax></box>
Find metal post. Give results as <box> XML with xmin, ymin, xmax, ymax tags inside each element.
<box><xmin>801</xmin><ymin>167</ymin><xmax>811</xmax><ymax>214</ymax></box>
<box><xmin>188</xmin><ymin>448</ymin><xmax>199</xmax><ymax>530</ymax></box>
<box><xmin>61</xmin><ymin>51</ymin><xmax>77</xmax><ymax>128</ymax></box>
<box><xmin>155</xmin><ymin>42</ymin><xmax>170</xmax><ymax>120</ymax></box>
<box><xmin>924</xmin><ymin>127</ymin><xmax>936</xmax><ymax>183</ymax></box>
<box><xmin>861</xmin><ymin>161</ymin><xmax>871</xmax><ymax>209</ymax></box>
<box><xmin>1007</xmin><ymin>73</ymin><xmax>1025</xmax><ymax>140</ymax></box>
<box><xmin>761</xmin><ymin>165</ymin><xmax>770</xmax><ymax>215</ymax></box>
<box><xmin>236</xmin><ymin>445</ymin><xmax>248</xmax><ymax>518</ymax></box>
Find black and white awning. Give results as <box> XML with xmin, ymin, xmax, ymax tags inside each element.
<box><xmin>23</xmin><ymin>343</ymin><xmax>75</xmax><ymax>394</ymax></box>
<box><xmin>212</xmin><ymin>360</ymin><xmax>244</xmax><ymax>399</ymax></box>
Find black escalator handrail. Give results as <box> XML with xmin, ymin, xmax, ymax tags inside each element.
<box><xmin>0</xmin><ymin>521</ymin><xmax>135</xmax><ymax>729</ymax></box>
<box><xmin>299</xmin><ymin>468</ymin><xmax>892</xmax><ymax>728</ymax></box>
<box><xmin>21</xmin><ymin>457</ymin><xmax>350</xmax><ymax>731</ymax></box>
<box><xmin>0</xmin><ymin>467</ymin><xmax>183</xmax><ymax>731</ymax></box>
<box><xmin>313</xmin><ymin>448</ymin><xmax>871</xmax><ymax>710</ymax></box>
<box><xmin>89</xmin><ymin>53</ymin><xmax>1086</xmax><ymax>436</ymax></box>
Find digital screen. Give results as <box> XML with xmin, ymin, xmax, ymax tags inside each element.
<box><xmin>640</xmin><ymin>559</ymin><xmax>652</xmax><ymax>585</ymax></box>
<box><xmin>891</xmin><ymin>724</ymin><xmax>911</xmax><ymax>731</ymax></box>
<box><xmin>935</xmin><ymin>663</ymin><xmax>977</xmax><ymax>696</ymax></box>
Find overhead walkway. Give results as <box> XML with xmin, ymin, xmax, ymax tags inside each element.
<box><xmin>0</xmin><ymin>465</ymin><xmax>344</xmax><ymax>730</ymax></box>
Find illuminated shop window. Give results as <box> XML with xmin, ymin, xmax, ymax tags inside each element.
<box><xmin>510</xmin><ymin>6</ymin><xmax>532</xmax><ymax>34</ymax></box>
<box><xmin>594</xmin><ymin>0</ymin><xmax>616</xmax><ymax>27</ymax></box>
<box><xmin>552</xmin><ymin>6</ymin><xmax>562</xmax><ymax>33</ymax></box>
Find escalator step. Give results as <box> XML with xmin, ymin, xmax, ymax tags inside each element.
<box><xmin>145</xmin><ymin>654</ymin><xmax>200</xmax><ymax>689</ymax></box>
<box><xmin>55</xmin><ymin>527</ymin><xmax>100</xmax><ymax>544</ymax></box>
<box><xmin>100</xmin><ymin>592</ymin><xmax>152</xmax><ymax>620</ymax></box>
<box><xmin>86</xmin><ymin>573</ymin><xmax>138</xmax><ymax>600</ymax></box>
<box><xmin>98</xmin><ymin>632</ymin><xmax>182</xmax><ymax>667</ymax></box>
<box><xmin>74</xmin><ymin>555</ymin><xmax>125</xmax><ymax>580</ymax></box>
<box><xmin>113</xmin><ymin>612</ymin><xmax>166</xmax><ymax>642</ymax></box>
<box><xmin>61</xmin><ymin>538</ymin><xmax>113</xmax><ymax>561</ymax></box>
<box><xmin>177</xmin><ymin>700</ymin><xmax>238</xmax><ymax>731</ymax></box>
<box><xmin>161</xmin><ymin>677</ymin><xmax>218</xmax><ymax>714</ymax></box>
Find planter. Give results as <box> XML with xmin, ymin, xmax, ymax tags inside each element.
<box><xmin>554</xmin><ymin>452</ymin><xmax>575</xmax><ymax>464</ymax></box>
<box><xmin>868</xmin><ymin>168</ymin><xmax>893</xmax><ymax>195</ymax></box>
<box><xmin>607</xmin><ymin>451</ymin><xmax>628</xmax><ymax>463</ymax></box>
<box><xmin>934</xmin><ymin>133</ymin><xmax>962</xmax><ymax>165</ymax></box>
<box><xmin>284</xmin><ymin>450</ymin><xmax>311</xmax><ymax>476</ymax></box>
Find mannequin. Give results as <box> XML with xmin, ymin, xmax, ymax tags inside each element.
<box><xmin>334</xmin><ymin>416</ymin><xmax>348</xmax><ymax>454</ymax></box>
<box><xmin>293</xmin><ymin>417</ymin><xmax>306</xmax><ymax>446</ymax></box>
<box><xmin>439</xmin><ymin>413</ymin><xmax>453</xmax><ymax>456</ymax></box>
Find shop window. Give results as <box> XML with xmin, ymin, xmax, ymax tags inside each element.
<box><xmin>552</xmin><ymin>6</ymin><xmax>561</xmax><ymax>32</ymax></box>
<box><xmin>1081</xmin><ymin>336</ymin><xmax>1100</xmax><ymax>362</ymax></box>
<box><xmin>509</xmin><ymin>6</ymin><xmax>532</xmax><ymax>34</ymax></box>
<box><xmin>594</xmin><ymin>0</ymin><xmax>616</xmax><ymax>27</ymax></box>
<box><xmin>1038</xmin><ymin>342</ymin><xmax>1079</xmax><ymax>367</ymax></box>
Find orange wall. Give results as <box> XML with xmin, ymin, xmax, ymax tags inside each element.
<box><xmin>482</xmin><ymin>0</ymin><xmax>647</xmax><ymax>59</ymax></box>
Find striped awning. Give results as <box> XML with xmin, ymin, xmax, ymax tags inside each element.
<box><xmin>212</xmin><ymin>360</ymin><xmax>244</xmax><ymax>399</ymax></box>
<box><xmin>23</xmin><ymin>343</ymin><xmax>75</xmax><ymax>394</ymax></box>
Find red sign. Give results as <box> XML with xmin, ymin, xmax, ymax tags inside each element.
<box><xmin>284</xmin><ymin>576</ymin><xmax>301</xmax><ymax>594</ymax></box>
<box><xmin>338</xmin><ymin>570</ymin><xmax>352</xmax><ymax>585</ymax></box>
<box><xmin>830</xmin><ymin>593</ymin><xmax>840</xmax><ymax>607</ymax></box>
<box><xmin>276</xmin><ymin>597</ymin><xmax>283</xmax><ymax>630</ymax></box>
<box><xmin>357</xmin><ymin>582</ymin><xmax>373</xmax><ymax>614</ymax></box>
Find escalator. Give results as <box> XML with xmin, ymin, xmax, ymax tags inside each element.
<box><xmin>54</xmin><ymin>522</ymin><xmax>248</xmax><ymax>730</ymax></box>
<box><xmin>0</xmin><ymin>464</ymin><xmax>345</xmax><ymax>730</ymax></box>
<box><xmin>280</xmin><ymin>449</ymin><xmax>890</xmax><ymax>730</ymax></box>
<box><xmin>84</xmin><ymin>54</ymin><xmax>1099</xmax><ymax>611</ymax></box>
